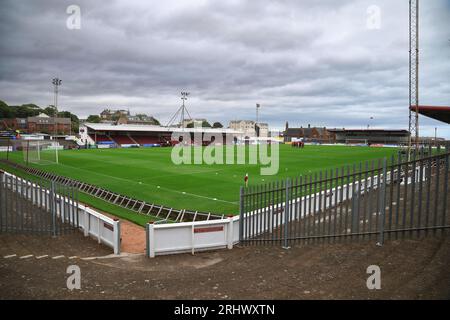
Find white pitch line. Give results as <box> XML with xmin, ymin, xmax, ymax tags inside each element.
<box><xmin>3</xmin><ymin>254</ymin><xmax>17</xmax><ymax>259</ymax></box>
<box><xmin>36</xmin><ymin>255</ymin><xmax>48</xmax><ymax>259</ymax></box>
<box><xmin>53</xmin><ymin>160</ymin><xmax>238</xmax><ymax>205</ymax></box>
<box><xmin>68</xmin><ymin>256</ymin><xmax>78</xmax><ymax>259</ymax></box>
<box><xmin>81</xmin><ymin>257</ymin><xmax>97</xmax><ymax>261</ymax></box>
<box><xmin>52</xmin><ymin>255</ymin><xmax>65</xmax><ymax>259</ymax></box>
<box><xmin>20</xmin><ymin>255</ymin><xmax>33</xmax><ymax>259</ymax></box>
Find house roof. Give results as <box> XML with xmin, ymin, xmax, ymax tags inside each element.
<box><xmin>285</xmin><ymin>127</ymin><xmax>328</xmax><ymax>137</ymax></box>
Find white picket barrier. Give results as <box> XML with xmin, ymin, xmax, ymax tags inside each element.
<box><xmin>1</xmin><ymin>171</ymin><xmax>121</xmax><ymax>254</ymax></box>
<box><xmin>78</xmin><ymin>204</ymin><xmax>121</xmax><ymax>254</ymax></box>
<box><xmin>146</xmin><ymin>216</ymin><xmax>237</xmax><ymax>258</ymax></box>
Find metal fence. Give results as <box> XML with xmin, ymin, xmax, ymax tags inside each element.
<box><xmin>0</xmin><ymin>171</ymin><xmax>79</xmax><ymax>235</ymax></box>
<box><xmin>239</xmin><ymin>149</ymin><xmax>450</xmax><ymax>247</ymax></box>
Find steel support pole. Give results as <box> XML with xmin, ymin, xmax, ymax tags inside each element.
<box><xmin>377</xmin><ymin>158</ymin><xmax>387</xmax><ymax>246</ymax></box>
<box><xmin>282</xmin><ymin>179</ymin><xmax>291</xmax><ymax>249</ymax></box>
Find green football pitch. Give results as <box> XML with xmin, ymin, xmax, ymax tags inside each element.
<box><xmin>2</xmin><ymin>145</ymin><xmax>399</xmax><ymax>216</ymax></box>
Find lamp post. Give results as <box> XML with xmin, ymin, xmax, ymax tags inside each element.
<box><xmin>367</xmin><ymin>116</ymin><xmax>374</xmax><ymax>129</ymax></box>
<box><xmin>256</xmin><ymin>103</ymin><xmax>260</xmax><ymax>137</ymax></box>
<box><xmin>52</xmin><ymin>78</ymin><xmax>62</xmax><ymax>137</ymax></box>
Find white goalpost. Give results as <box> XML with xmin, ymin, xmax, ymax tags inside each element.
<box><xmin>345</xmin><ymin>139</ymin><xmax>369</xmax><ymax>146</ymax></box>
<box><xmin>22</xmin><ymin>140</ymin><xmax>60</xmax><ymax>165</ymax></box>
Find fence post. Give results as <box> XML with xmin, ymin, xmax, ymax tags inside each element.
<box><xmin>441</xmin><ymin>153</ymin><xmax>449</xmax><ymax>228</ymax></box>
<box><xmin>351</xmin><ymin>184</ymin><xmax>359</xmax><ymax>234</ymax></box>
<box><xmin>377</xmin><ymin>158</ymin><xmax>387</xmax><ymax>246</ymax></box>
<box><xmin>6</xmin><ymin>137</ymin><xmax>10</xmax><ymax>160</ymax></box>
<box><xmin>283</xmin><ymin>179</ymin><xmax>291</xmax><ymax>249</ymax></box>
<box><xmin>227</xmin><ymin>215</ymin><xmax>234</xmax><ymax>249</ymax></box>
<box><xmin>0</xmin><ymin>171</ymin><xmax>3</xmax><ymax>231</ymax></box>
<box><xmin>97</xmin><ymin>216</ymin><xmax>101</xmax><ymax>244</ymax></box>
<box><xmin>26</xmin><ymin>140</ymin><xmax>30</xmax><ymax>166</ymax></box>
<box><xmin>51</xmin><ymin>181</ymin><xmax>56</xmax><ymax>236</ymax></box>
<box><xmin>147</xmin><ymin>222</ymin><xmax>155</xmax><ymax>258</ymax></box>
<box><xmin>239</xmin><ymin>186</ymin><xmax>244</xmax><ymax>243</ymax></box>
<box><xmin>83</xmin><ymin>206</ymin><xmax>89</xmax><ymax>236</ymax></box>
<box><xmin>113</xmin><ymin>218</ymin><xmax>121</xmax><ymax>255</ymax></box>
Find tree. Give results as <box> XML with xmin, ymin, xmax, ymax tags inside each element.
<box><xmin>201</xmin><ymin>120</ymin><xmax>212</xmax><ymax>128</ymax></box>
<box><xmin>0</xmin><ymin>100</ymin><xmax>15</xmax><ymax>118</ymax></box>
<box><xmin>14</xmin><ymin>104</ymin><xmax>41</xmax><ymax>118</ymax></box>
<box><xmin>212</xmin><ymin>122</ymin><xmax>223</xmax><ymax>128</ymax></box>
<box><xmin>186</xmin><ymin>120</ymin><xmax>211</xmax><ymax>128</ymax></box>
<box><xmin>58</xmin><ymin>110</ymin><xmax>80</xmax><ymax>133</ymax></box>
<box><xmin>87</xmin><ymin>115</ymin><xmax>101</xmax><ymax>123</ymax></box>
<box><xmin>43</xmin><ymin>106</ymin><xmax>57</xmax><ymax>117</ymax></box>
<box><xmin>21</xmin><ymin>103</ymin><xmax>41</xmax><ymax>112</ymax></box>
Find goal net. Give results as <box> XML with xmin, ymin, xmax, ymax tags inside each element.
<box><xmin>22</xmin><ymin>140</ymin><xmax>60</xmax><ymax>165</ymax></box>
<box><xmin>345</xmin><ymin>139</ymin><xmax>368</xmax><ymax>146</ymax></box>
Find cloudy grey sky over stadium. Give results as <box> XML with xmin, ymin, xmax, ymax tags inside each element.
<box><xmin>0</xmin><ymin>0</ymin><xmax>449</xmax><ymax>137</ymax></box>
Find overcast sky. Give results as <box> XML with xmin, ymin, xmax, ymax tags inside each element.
<box><xmin>0</xmin><ymin>0</ymin><xmax>449</xmax><ymax>137</ymax></box>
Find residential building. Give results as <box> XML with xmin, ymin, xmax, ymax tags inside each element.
<box><xmin>0</xmin><ymin>113</ymin><xmax>71</xmax><ymax>135</ymax></box>
<box><xmin>229</xmin><ymin>120</ymin><xmax>269</xmax><ymax>138</ymax></box>
<box><xmin>283</xmin><ymin>123</ymin><xmax>335</xmax><ymax>143</ymax></box>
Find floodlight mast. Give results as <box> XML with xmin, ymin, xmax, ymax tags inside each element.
<box><xmin>52</xmin><ymin>78</ymin><xmax>62</xmax><ymax>137</ymax></box>
<box><xmin>407</xmin><ymin>0</ymin><xmax>419</xmax><ymax>157</ymax></box>
<box><xmin>166</xmin><ymin>91</ymin><xmax>193</xmax><ymax>130</ymax></box>
<box><xmin>181</xmin><ymin>92</ymin><xmax>189</xmax><ymax>131</ymax></box>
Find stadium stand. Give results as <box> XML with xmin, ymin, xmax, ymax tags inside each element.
<box><xmin>131</xmin><ymin>135</ymin><xmax>161</xmax><ymax>146</ymax></box>
<box><xmin>110</xmin><ymin>134</ymin><xmax>136</xmax><ymax>146</ymax></box>
<box><xmin>80</xmin><ymin>123</ymin><xmax>243</xmax><ymax>148</ymax></box>
<box><xmin>89</xmin><ymin>134</ymin><xmax>112</xmax><ymax>143</ymax></box>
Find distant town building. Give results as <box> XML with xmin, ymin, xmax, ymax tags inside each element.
<box><xmin>229</xmin><ymin>120</ymin><xmax>269</xmax><ymax>138</ymax></box>
<box><xmin>100</xmin><ymin>109</ymin><xmax>129</xmax><ymax>121</ymax></box>
<box><xmin>182</xmin><ymin>118</ymin><xmax>208</xmax><ymax>128</ymax></box>
<box><xmin>0</xmin><ymin>113</ymin><xmax>71</xmax><ymax>135</ymax></box>
<box><xmin>98</xmin><ymin>108</ymin><xmax>159</xmax><ymax>125</ymax></box>
<box><xmin>283</xmin><ymin>123</ymin><xmax>335</xmax><ymax>143</ymax></box>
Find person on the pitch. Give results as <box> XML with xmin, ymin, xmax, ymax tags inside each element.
<box><xmin>244</xmin><ymin>173</ymin><xmax>249</xmax><ymax>187</ymax></box>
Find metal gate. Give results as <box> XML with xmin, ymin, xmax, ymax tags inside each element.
<box><xmin>0</xmin><ymin>171</ymin><xmax>79</xmax><ymax>235</ymax></box>
<box><xmin>239</xmin><ymin>150</ymin><xmax>450</xmax><ymax>246</ymax></box>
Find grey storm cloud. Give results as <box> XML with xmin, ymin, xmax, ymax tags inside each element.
<box><xmin>0</xmin><ymin>0</ymin><xmax>449</xmax><ymax>137</ymax></box>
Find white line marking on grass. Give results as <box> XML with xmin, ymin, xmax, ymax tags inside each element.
<box><xmin>68</xmin><ymin>256</ymin><xmax>78</xmax><ymax>259</ymax></box>
<box><xmin>3</xmin><ymin>254</ymin><xmax>17</xmax><ymax>259</ymax></box>
<box><xmin>52</xmin><ymin>255</ymin><xmax>65</xmax><ymax>259</ymax></box>
<box><xmin>55</xmin><ymin>162</ymin><xmax>237</xmax><ymax>205</ymax></box>
<box><xmin>81</xmin><ymin>257</ymin><xmax>97</xmax><ymax>261</ymax></box>
<box><xmin>156</xmin><ymin>185</ymin><xmax>238</xmax><ymax>205</ymax></box>
<box><xmin>36</xmin><ymin>255</ymin><xmax>48</xmax><ymax>259</ymax></box>
<box><xmin>20</xmin><ymin>255</ymin><xmax>33</xmax><ymax>259</ymax></box>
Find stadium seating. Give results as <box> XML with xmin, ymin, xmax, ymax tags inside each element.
<box><xmin>111</xmin><ymin>135</ymin><xmax>135</xmax><ymax>145</ymax></box>
<box><xmin>131</xmin><ymin>135</ymin><xmax>160</xmax><ymax>146</ymax></box>
<box><xmin>89</xmin><ymin>134</ymin><xmax>112</xmax><ymax>143</ymax></box>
